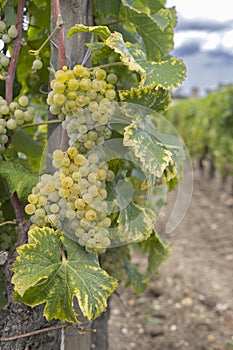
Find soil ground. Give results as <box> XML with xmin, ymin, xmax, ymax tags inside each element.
<box><xmin>108</xmin><ymin>166</ymin><xmax>233</xmax><ymax>350</ymax></box>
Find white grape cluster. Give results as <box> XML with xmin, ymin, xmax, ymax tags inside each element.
<box><xmin>25</xmin><ymin>147</ymin><xmax>115</xmax><ymax>253</ymax></box>
<box><xmin>47</xmin><ymin>65</ymin><xmax>117</xmax><ymax>153</ymax></box>
<box><xmin>0</xmin><ymin>96</ymin><xmax>35</xmax><ymax>153</ymax></box>
<box><xmin>0</xmin><ymin>20</ymin><xmax>18</xmax><ymax>71</ymax></box>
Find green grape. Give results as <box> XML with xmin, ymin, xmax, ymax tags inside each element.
<box><xmin>18</xmin><ymin>95</ymin><xmax>29</xmax><ymax>107</ymax></box>
<box><xmin>55</xmin><ymin>69</ymin><xmax>68</xmax><ymax>82</ymax></box>
<box><xmin>24</xmin><ymin>111</ymin><xmax>34</xmax><ymax>121</ymax></box>
<box><xmin>95</xmin><ymin>68</ymin><xmax>107</xmax><ymax>80</ymax></box>
<box><xmin>25</xmin><ymin>203</ymin><xmax>36</xmax><ymax>215</ymax></box>
<box><xmin>0</xmin><ymin>55</ymin><xmax>10</xmax><ymax>67</ymax></box>
<box><xmin>2</xmin><ymin>34</ymin><xmax>10</xmax><ymax>43</ymax></box>
<box><xmin>52</xmin><ymin>81</ymin><xmax>66</xmax><ymax>93</ymax></box>
<box><xmin>106</xmin><ymin>73</ymin><xmax>118</xmax><ymax>84</ymax></box>
<box><xmin>6</xmin><ymin>118</ymin><xmax>17</xmax><ymax>130</ymax></box>
<box><xmin>0</xmin><ymin>134</ymin><xmax>8</xmax><ymax>144</ymax></box>
<box><xmin>0</xmin><ymin>20</ymin><xmax>6</xmax><ymax>31</ymax></box>
<box><xmin>32</xmin><ymin>58</ymin><xmax>43</xmax><ymax>70</ymax></box>
<box><xmin>67</xmin><ymin>79</ymin><xmax>80</xmax><ymax>91</ymax></box>
<box><xmin>9</xmin><ymin>101</ymin><xmax>19</xmax><ymax>111</ymax></box>
<box><xmin>14</xmin><ymin>109</ymin><xmax>25</xmax><ymax>120</ymax></box>
<box><xmin>0</xmin><ymin>105</ymin><xmax>9</xmax><ymax>115</ymax></box>
<box><xmin>8</xmin><ymin>25</ymin><xmax>18</xmax><ymax>39</ymax></box>
<box><xmin>73</xmin><ymin>64</ymin><xmax>90</xmax><ymax>77</ymax></box>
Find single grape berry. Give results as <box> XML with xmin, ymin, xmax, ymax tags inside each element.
<box><xmin>32</xmin><ymin>59</ymin><xmax>43</xmax><ymax>70</ymax></box>
<box><xmin>18</xmin><ymin>95</ymin><xmax>29</xmax><ymax>107</ymax></box>
<box><xmin>0</xmin><ymin>55</ymin><xmax>10</xmax><ymax>67</ymax></box>
<box><xmin>2</xmin><ymin>34</ymin><xmax>11</xmax><ymax>44</ymax></box>
<box><xmin>0</xmin><ymin>20</ymin><xmax>6</xmax><ymax>31</ymax></box>
<box><xmin>107</xmin><ymin>73</ymin><xmax>118</xmax><ymax>84</ymax></box>
<box><xmin>8</xmin><ymin>25</ymin><xmax>18</xmax><ymax>39</ymax></box>
<box><xmin>6</xmin><ymin>119</ymin><xmax>17</xmax><ymax>130</ymax></box>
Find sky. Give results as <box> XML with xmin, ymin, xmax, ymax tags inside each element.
<box><xmin>166</xmin><ymin>0</ymin><xmax>233</xmax><ymax>96</ymax></box>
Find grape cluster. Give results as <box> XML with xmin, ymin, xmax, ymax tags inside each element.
<box><xmin>25</xmin><ymin>147</ymin><xmax>115</xmax><ymax>253</ymax></box>
<box><xmin>0</xmin><ymin>96</ymin><xmax>35</xmax><ymax>153</ymax></box>
<box><xmin>47</xmin><ymin>65</ymin><xmax>117</xmax><ymax>153</ymax></box>
<box><xmin>0</xmin><ymin>20</ymin><xmax>18</xmax><ymax>71</ymax></box>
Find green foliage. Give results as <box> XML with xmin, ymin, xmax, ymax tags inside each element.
<box><xmin>124</xmin><ymin>231</ymin><xmax>171</xmax><ymax>293</ymax></box>
<box><xmin>12</xmin><ymin>227</ymin><xmax>118</xmax><ymax>322</ymax></box>
<box><xmin>165</xmin><ymin>85</ymin><xmax>233</xmax><ymax>176</ymax></box>
<box><xmin>0</xmin><ymin>159</ymin><xmax>39</xmax><ymax>201</ymax></box>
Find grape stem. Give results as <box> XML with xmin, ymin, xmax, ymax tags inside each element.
<box><xmin>90</xmin><ymin>62</ymin><xmax>125</xmax><ymax>70</ymax></box>
<box><xmin>5</xmin><ymin>0</ymin><xmax>25</xmax><ymax>104</ymax></box>
<box><xmin>4</xmin><ymin>0</ymin><xmax>28</xmax><ymax>246</ymax></box>
<box><xmin>28</xmin><ymin>17</ymin><xmax>63</xmax><ymax>57</ymax></box>
<box><xmin>52</xmin><ymin>0</ymin><xmax>69</xmax><ymax>151</ymax></box>
<box><xmin>0</xmin><ymin>220</ymin><xmax>17</xmax><ymax>227</ymax></box>
<box><xmin>21</xmin><ymin>120</ymin><xmax>62</xmax><ymax>129</ymax></box>
<box><xmin>0</xmin><ymin>322</ymin><xmax>96</xmax><ymax>342</ymax></box>
<box><xmin>52</xmin><ymin>0</ymin><xmax>66</xmax><ymax>68</ymax></box>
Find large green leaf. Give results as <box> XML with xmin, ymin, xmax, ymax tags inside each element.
<box><xmin>0</xmin><ymin>160</ymin><xmax>39</xmax><ymax>201</ymax></box>
<box><xmin>121</xmin><ymin>0</ymin><xmax>174</xmax><ymax>60</ymax></box>
<box><xmin>94</xmin><ymin>0</ymin><xmax>121</xmax><ymax>21</ymax></box>
<box><xmin>12</xmin><ymin>227</ymin><xmax>118</xmax><ymax>322</ymax></box>
<box><xmin>122</xmin><ymin>0</ymin><xmax>165</xmax><ymax>14</ymax></box>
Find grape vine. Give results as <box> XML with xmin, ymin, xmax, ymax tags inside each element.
<box><xmin>0</xmin><ymin>0</ymin><xmax>188</xmax><ymax>339</ymax></box>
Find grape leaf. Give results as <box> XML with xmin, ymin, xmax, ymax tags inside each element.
<box><xmin>12</xmin><ymin>227</ymin><xmax>118</xmax><ymax>322</ymax></box>
<box><xmin>105</xmin><ymin>32</ymin><xmax>146</xmax><ymax>84</ymax></box>
<box><xmin>121</xmin><ymin>0</ymin><xmax>174</xmax><ymax>60</ymax></box>
<box><xmin>0</xmin><ymin>160</ymin><xmax>39</xmax><ymax>201</ymax></box>
<box><xmin>95</xmin><ymin>0</ymin><xmax>121</xmax><ymax>20</ymax></box>
<box><xmin>141</xmin><ymin>231</ymin><xmax>172</xmax><ymax>276</ymax></box>
<box><xmin>112</xmin><ymin>202</ymin><xmax>156</xmax><ymax>244</ymax></box>
<box><xmin>123</xmin><ymin>121</ymin><xmax>177</xmax><ymax>179</ymax></box>
<box><xmin>67</xmin><ymin>24</ymin><xmax>111</xmax><ymax>40</ymax></box>
<box><xmin>141</xmin><ymin>57</ymin><xmax>187</xmax><ymax>89</ymax></box>
<box><xmin>119</xmin><ymin>85</ymin><xmax>172</xmax><ymax>111</ymax></box>
<box><xmin>124</xmin><ymin>258</ymin><xmax>149</xmax><ymax>293</ymax></box>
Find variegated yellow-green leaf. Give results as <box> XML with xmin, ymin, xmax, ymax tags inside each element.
<box><xmin>106</xmin><ymin>32</ymin><xmax>146</xmax><ymax>84</ymax></box>
<box><xmin>119</xmin><ymin>42</ymin><xmax>186</xmax><ymax>89</ymax></box>
<box><xmin>123</xmin><ymin>121</ymin><xmax>176</xmax><ymax>180</ymax></box>
<box><xmin>86</xmin><ymin>42</ymin><xmax>113</xmax><ymax>64</ymax></box>
<box><xmin>67</xmin><ymin>24</ymin><xmax>111</xmax><ymax>40</ymax></box>
<box><xmin>140</xmin><ymin>57</ymin><xmax>187</xmax><ymax>89</ymax></box>
<box><xmin>119</xmin><ymin>84</ymin><xmax>172</xmax><ymax>112</ymax></box>
<box><xmin>110</xmin><ymin>202</ymin><xmax>156</xmax><ymax>245</ymax></box>
<box><xmin>12</xmin><ymin>227</ymin><xmax>118</xmax><ymax>323</ymax></box>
